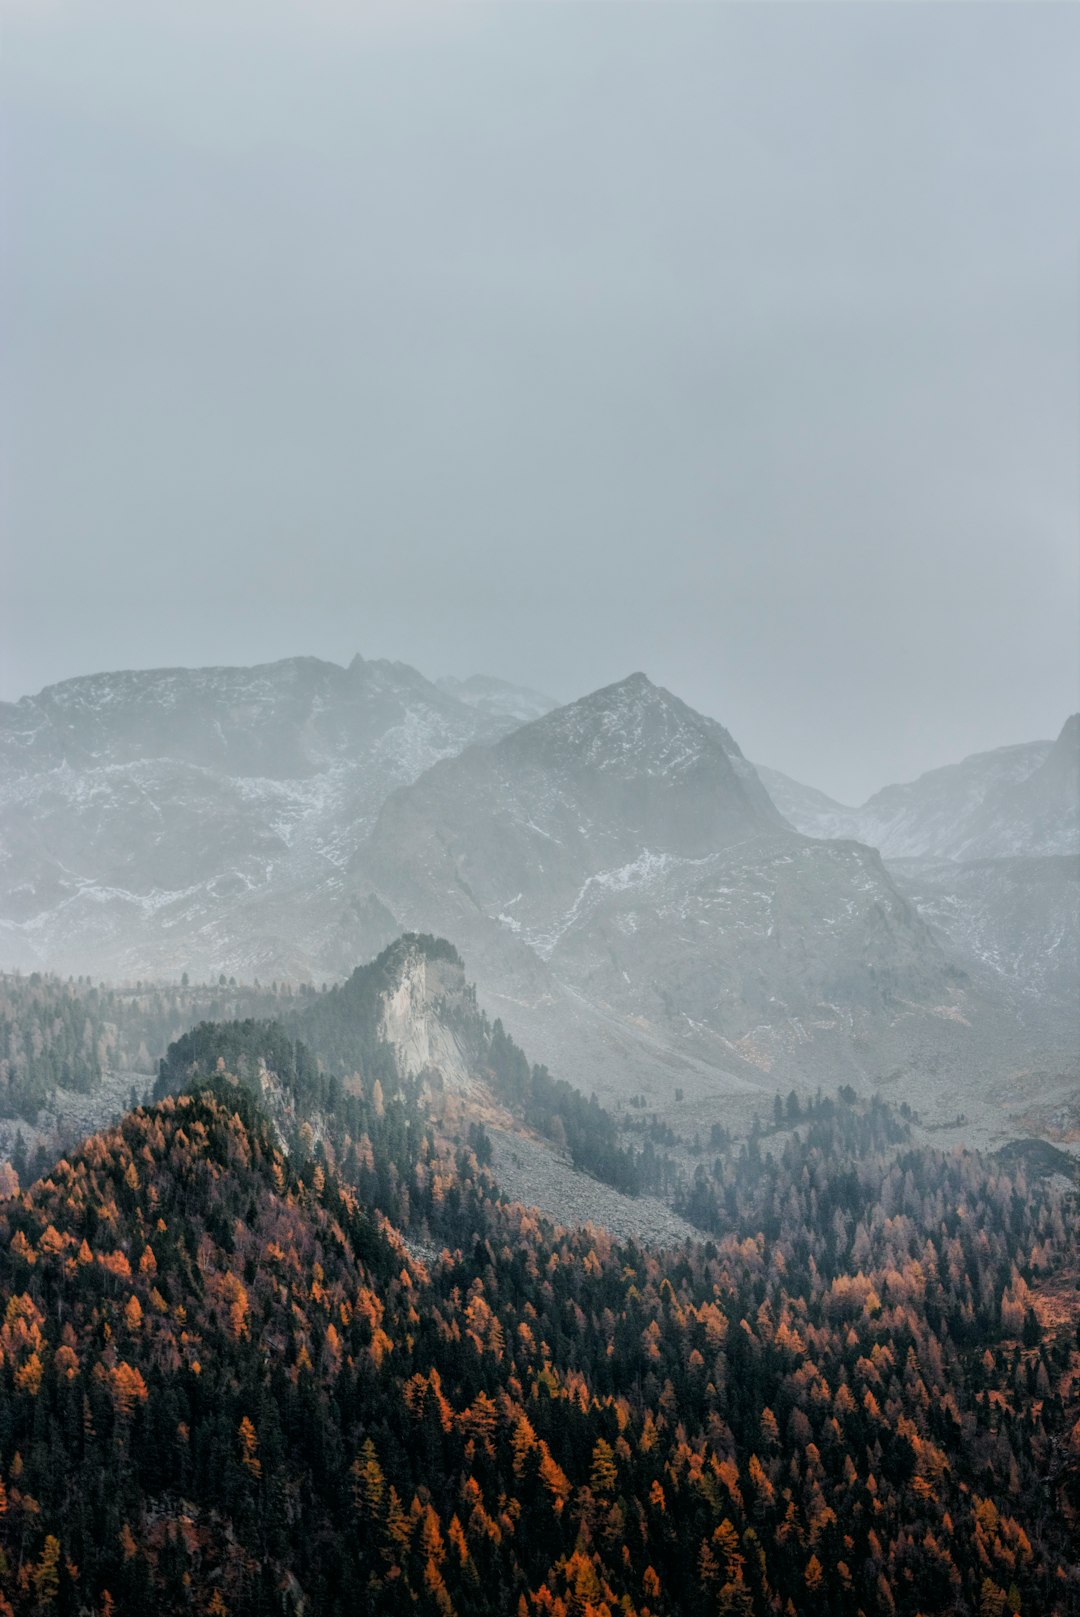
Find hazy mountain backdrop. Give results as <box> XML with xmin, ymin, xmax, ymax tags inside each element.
<box><xmin>1</xmin><ymin>655</ymin><xmax>1075</xmax><ymax>1139</ymax></box>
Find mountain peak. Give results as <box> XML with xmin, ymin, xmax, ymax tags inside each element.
<box><xmin>427</xmin><ymin>675</ymin><xmax>789</xmax><ymax>856</ymax></box>
<box><xmin>501</xmin><ymin>672</ymin><xmax>754</xmax><ymax>781</ymax></box>
<box><xmin>586</xmin><ymin>670</ymin><xmax>660</xmax><ymax>704</ymax></box>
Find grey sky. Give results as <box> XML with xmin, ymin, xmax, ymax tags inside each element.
<box><xmin>2</xmin><ymin>1</ymin><xmax>1077</xmax><ymax>803</ymax></box>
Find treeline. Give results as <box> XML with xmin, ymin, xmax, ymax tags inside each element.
<box><xmin>154</xmin><ymin>1020</ymin><xmax>323</xmax><ymax>1110</ymax></box>
<box><xmin>486</xmin><ymin>1020</ymin><xmax>648</xmax><ymax>1195</ymax></box>
<box><xmin>0</xmin><ymin>977</ymin><xmax>105</xmax><ymax>1115</ymax></box>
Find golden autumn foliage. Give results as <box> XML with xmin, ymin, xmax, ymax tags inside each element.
<box><xmin>0</xmin><ymin>1075</ymin><xmax>1073</xmax><ymax>1617</ymax></box>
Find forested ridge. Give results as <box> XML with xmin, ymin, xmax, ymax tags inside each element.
<box><xmin>0</xmin><ymin>973</ymin><xmax>307</xmax><ymax>1122</ymax></box>
<box><xmin>0</xmin><ymin>1024</ymin><xmax>1077</xmax><ymax>1616</ymax></box>
<box><xmin>0</xmin><ymin>938</ymin><xmax>789</xmax><ymax>1204</ymax></box>
<box><xmin>154</xmin><ymin>937</ymin><xmax>645</xmax><ymax>1197</ymax></box>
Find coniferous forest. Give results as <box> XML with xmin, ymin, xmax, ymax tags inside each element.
<box><xmin>0</xmin><ymin>997</ymin><xmax>1077</xmax><ymax>1617</ymax></box>
<box><xmin>0</xmin><ymin>973</ymin><xmax>305</xmax><ymax>1122</ymax></box>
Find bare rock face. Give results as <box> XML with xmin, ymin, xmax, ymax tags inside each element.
<box><xmin>360</xmin><ymin>673</ymin><xmax>786</xmax><ymax>939</ymax></box>
<box><xmin>967</xmin><ymin>714</ymin><xmax>1078</xmax><ymax>862</ymax></box>
<box><xmin>376</xmin><ymin>945</ymin><xmax>474</xmax><ymax>1089</ymax></box>
<box><xmin>889</xmin><ymin>853</ymin><xmax>1080</xmax><ymax>1008</ymax></box>
<box><xmin>289</xmin><ymin>933</ymin><xmax>495</xmax><ymax>1104</ymax></box>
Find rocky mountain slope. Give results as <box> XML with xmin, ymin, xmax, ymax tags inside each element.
<box><xmin>353</xmin><ymin>676</ymin><xmax>994</xmax><ymax>1112</ymax></box>
<box><xmin>759</xmin><ymin>718</ymin><xmax>1079</xmax><ymax>1024</ymax></box>
<box><xmin>0</xmin><ymin>655</ymin><xmax>514</xmax><ymax>980</ymax></box>
<box><xmin>361</xmin><ymin>673</ymin><xmax>785</xmax><ymax>938</ymax></box>
<box><xmin>156</xmin><ymin>931</ymin><xmax>682</xmax><ymax>1216</ymax></box>
<box><xmin>888</xmin><ymin>853</ymin><xmax>1080</xmax><ymax>1007</ymax></box>
<box><xmin>759</xmin><ymin>714</ymin><xmax>1077</xmax><ymax>861</ymax></box>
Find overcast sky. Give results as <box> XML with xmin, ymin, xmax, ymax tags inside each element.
<box><xmin>2</xmin><ymin>1</ymin><xmax>1077</xmax><ymax>802</ymax></box>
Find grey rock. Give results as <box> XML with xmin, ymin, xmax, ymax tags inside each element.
<box><xmin>0</xmin><ymin>655</ymin><xmax>515</xmax><ymax>979</ymax></box>
<box><xmin>353</xmin><ymin>674</ymin><xmax>991</xmax><ymax>1109</ymax></box>
<box><xmin>757</xmin><ymin>715</ymin><xmax>1078</xmax><ymax>863</ymax></box>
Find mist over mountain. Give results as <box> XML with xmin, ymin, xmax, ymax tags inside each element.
<box><xmin>353</xmin><ymin>674</ymin><xmax>1031</xmax><ymax>1120</ymax></box>
<box><xmin>435</xmin><ymin>674</ymin><xmax>559</xmax><ymax>726</ymax></box>
<box><xmin>757</xmin><ymin>717</ymin><xmax>1080</xmax><ymax>1022</ymax></box>
<box><xmin>0</xmin><ymin>656</ymin><xmax>1075</xmax><ymax>1141</ymax></box>
<box><xmin>361</xmin><ymin>674</ymin><xmax>786</xmax><ymax>928</ymax></box>
<box><xmin>889</xmin><ymin>852</ymin><xmax>1080</xmax><ymax>1007</ymax></box>
<box><xmin>758</xmin><ymin>714</ymin><xmax>1078</xmax><ymax>862</ymax></box>
<box><xmin>0</xmin><ymin>655</ymin><xmax>514</xmax><ymax>979</ymax></box>
<box><xmin>0</xmin><ymin>664</ymin><xmax>1074</xmax><ymax>1617</ymax></box>
<box><xmin>4</xmin><ymin>971</ymin><xmax>1077</xmax><ymax>1617</ymax></box>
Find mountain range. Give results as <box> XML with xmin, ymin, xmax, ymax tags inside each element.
<box><xmin>353</xmin><ymin>675</ymin><xmax>977</xmax><ymax>1113</ymax></box>
<box><xmin>1</xmin><ymin>654</ymin><xmax>1076</xmax><ymax>1137</ymax></box>
<box><xmin>0</xmin><ymin>656</ymin><xmax>518</xmax><ymax>980</ymax></box>
<box><xmin>760</xmin><ymin>719</ymin><xmax>1080</xmax><ymax>1010</ymax></box>
<box><xmin>757</xmin><ymin>713</ymin><xmax>1078</xmax><ymax>860</ymax></box>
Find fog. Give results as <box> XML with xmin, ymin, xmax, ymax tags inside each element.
<box><xmin>2</xmin><ymin>0</ymin><xmax>1077</xmax><ymax>802</ymax></box>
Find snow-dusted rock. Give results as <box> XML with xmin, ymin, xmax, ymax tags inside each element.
<box><xmin>354</xmin><ymin>674</ymin><xmax>979</xmax><ymax>1102</ymax></box>
<box><xmin>0</xmin><ymin>655</ymin><xmax>514</xmax><ymax>979</ymax></box>
<box><xmin>757</xmin><ymin>715</ymin><xmax>1077</xmax><ymax>863</ymax></box>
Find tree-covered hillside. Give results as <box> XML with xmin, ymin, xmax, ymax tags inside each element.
<box><xmin>0</xmin><ymin>1057</ymin><xmax>1077</xmax><ymax>1616</ymax></box>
